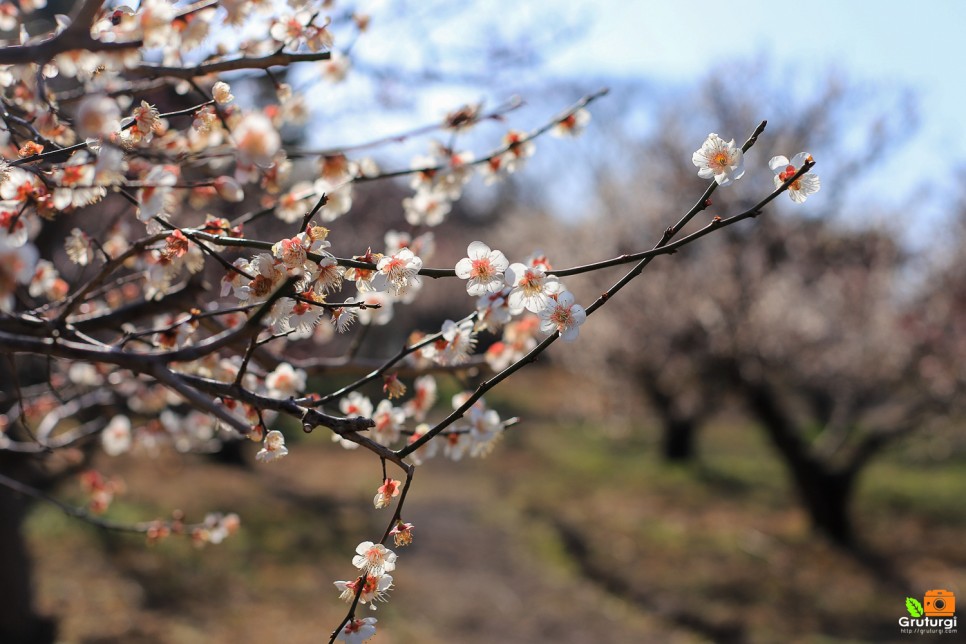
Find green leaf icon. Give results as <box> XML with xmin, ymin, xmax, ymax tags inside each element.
<box><xmin>906</xmin><ymin>597</ymin><xmax>924</xmax><ymax>618</ymax></box>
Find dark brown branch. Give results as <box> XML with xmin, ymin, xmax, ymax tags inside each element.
<box><xmin>127</xmin><ymin>51</ymin><xmax>332</xmax><ymax>80</ymax></box>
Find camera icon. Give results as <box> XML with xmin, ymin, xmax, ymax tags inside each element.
<box><xmin>924</xmin><ymin>589</ymin><xmax>956</xmax><ymax>617</ymax></box>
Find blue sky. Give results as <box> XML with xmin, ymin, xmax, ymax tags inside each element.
<box><xmin>312</xmin><ymin>1</ymin><xmax>962</xmax><ymax>240</ymax></box>
<box><xmin>543</xmin><ymin>1</ymin><xmax>963</xmax><ymax>231</ymax></box>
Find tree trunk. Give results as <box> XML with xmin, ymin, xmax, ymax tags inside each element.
<box><xmin>740</xmin><ymin>376</ymin><xmax>857</xmax><ymax>547</ymax></box>
<box><xmin>792</xmin><ymin>462</ymin><xmax>856</xmax><ymax>546</ymax></box>
<box><xmin>0</xmin><ymin>460</ymin><xmax>56</xmax><ymax>644</ymax></box>
<box><xmin>642</xmin><ymin>378</ymin><xmax>700</xmax><ymax>463</ymax></box>
<box><xmin>661</xmin><ymin>415</ymin><xmax>698</xmax><ymax>462</ymax></box>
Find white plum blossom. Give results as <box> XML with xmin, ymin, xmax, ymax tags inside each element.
<box><xmin>0</xmin><ymin>243</ymin><xmax>38</xmax><ymax>312</ymax></box>
<box><xmin>336</xmin><ymin>616</ymin><xmax>377</xmax><ymax>643</ymax></box>
<box><xmin>333</xmin><ymin>391</ymin><xmax>372</xmax><ymax>450</ymax></box>
<box><xmin>271</xmin><ymin>236</ymin><xmax>308</xmax><ymax>273</ymax></box>
<box><xmin>373</xmin><ymin>478</ymin><xmax>401</xmax><ymax>509</ymax></box>
<box><xmin>405</xmin><ymin>423</ymin><xmax>438</xmax><ymax>465</ymax></box>
<box><xmin>355</xmin><ymin>291</ymin><xmax>394</xmax><ymax>326</ymax></box>
<box><xmin>403</xmin><ymin>187</ymin><xmax>451</xmax><ymax>227</ymax></box>
<box><xmin>501</xmin><ymin>129</ymin><xmax>535</xmax><ymax>173</ymax></box>
<box><xmin>136</xmin><ymin>165</ymin><xmax>178</xmax><ymax>222</ymax></box>
<box><xmin>65</xmin><ymin>228</ymin><xmax>93</xmax><ymax>265</ymax></box>
<box><xmin>264</xmin><ymin>362</ymin><xmax>306</xmax><ymax>398</ymax></box>
<box><xmin>329</xmin><ymin>301</ymin><xmax>358</xmax><ymax>334</ymax></box>
<box><xmin>692</xmin><ymin>133</ymin><xmax>745</xmax><ymax>186</ymax></box>
<box><xmin>404</xmin><ymin>375</ymin><xmax>437</xmax><ymax>422</ymax></box>
<box><xmin>370</xmin><ymin>399</ymin><xmax>405</xmax><ymax>446</ymax></box>
<box><xmin>272</xmin><ymin>296</ymin><xmax>324</xmax><ymax>339</ymax></box>
<box><xmin>340</xmin><ymin>392</ymin><xmax>373</xmax><ymax>418</ymax></box>
<box><xmin>75</xmin><ymin>95</ymin><xmax>120</xmax><ymax>139</ymax></box>
<box><xmin>505</xmin><ymin>262</ymin><xmax>561</xmax><ymax>313</ymax></box>
<box><xmin>255</xmin><ymin>430</ymin><xmax>289</xmax><ymax>463</ymax></box>
<box><xmin>539</xmin><ymin>291</ymin><xmax>586</xmax><ymax>342</ymax></box>
<box><xmin>352</xmin><ymin>541</ymin><xmax>397</xmax><ymax>575</ymax></box>
<box><xmin>475</xmin><ymin>288</ymin><xmax>513</xmax><ymax>332</ymax></box>
<box><xmin>422</xmin><ymin>318</ymin><xmax>477</xmax><ymax>365</ymax></box>
<box><xmin>237</xmin><ymin>253</ymin><xmax>286</xmax><ymax>303</ymax></box>
<box><xmin>769</xmin><ymin>153</ymin><xmax>821</xmax><ymax>203</ymax></box>
<box><xmin>313</xmin><ymin>178</ymin><xmax>354</xmax><ymax>221</ymax></box>
<box><xmin>455</xmin><ymin>241</ymin><xmax>509</xmax><ymax>296</ymax></box>
<box><xmin>321</xmin><ymin>51</ymin><xmax>351</xmax><ymax>83</ymax></box>
<box><xmin>212</xmin><ymin>81</ymin><xmax>234</xmax><ymax>105</ymax></box>
<box><xmin>138</xmin><ymin>0</ymin><xmax>176</xmax><ymax>49</ymax></box>
<box><xmin>233</xmin><ymin>112</ymin><xmax>281</xmax><ymax>169</ymax></box>
<box><xmin>101</xmin><ymin>415</ymin><xmax>132</xmax><ymax>456</ymax></box>
<box><xmin>374</xmin><ymin>248</ymin><xmax>422</xmax><ymax>297</ymax></box>
<box><xmin>28</xmin><ymin>260</ymin><xmax>66</xmax><ymax>300</ymax></box>
<box><xmin>334</xmin><ymin>574</ymin><xmax>393</xmax><ymax>609</ymax></box>
<box><xmin>465</xmin><ymin>398</ymin><xmax>506</xmax><ymax>458</ymax></box>
<box><xmin>551</xmin><ymin>108</ymin><xmax>591</xmax><ymax>137</ymax></box>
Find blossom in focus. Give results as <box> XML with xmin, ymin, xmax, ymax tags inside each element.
<box><xmin>692</xmin><ymin>133</ymin><xmax>744</xmax><ymax>186</ymax></box>
<box><xmin>120</xmin><ymin>100</ymin><xmax>163</xmax><ymax>145</ymax></box>
<box><xmin>329</xmin><ymin>302</ymin><xmax>357</xmax><ymax>334</ymax></box>
<box><xmin>334</xmin><ymin>574</ymin><xmax>393</xmax><ymax>609</ymax></box>
<box><xmin>271</xmin><ymin>235</ymin><xmax>308</xmax><ymax>272</ymax></box>
<box><xmin>352</xmin><ymin>541</ymin><xmax>397</xmax><ymax>575</ymax></box>
<box><xmin>455</xmin><ymin>241</ymin><xmax>509</xmax><ymax>296</ymax></box>
<box><xmin>255</xmin><ymin>430</ymin><xmax>288</xmax><ymax>463</ymax></box>
<box><xmin>505</xmin><ymin>262</ymin><xmax>561</xmax><ymax>313</ymax></box>
<box><xmin>374</xmin><ymin>248</ymin><xmax>422</xmax><ymax>297</ymax></box>
<box><xmin>769</xmin><ymin>153</ymin><xmax>821</xmax><ymax>203</ymax></box>
<box><xmin>539</xmin><ymin>291</ymin><xmax>586</xmax><ymax>342</ymax></box>
<box><xmin>389</xmin><ymin>521</ymin><xmax>415</xmax><ymax>547</ymax></box>
<box><xmin>373</xmin><ymin>478</ymin><xmax>401</xmax><ymax>509</ymax></box>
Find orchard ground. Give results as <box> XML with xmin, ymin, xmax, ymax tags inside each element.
<box><xmin>26</xmin><ymin>369</ymin><xmax>966</xmax><ymax>643</ymax></box>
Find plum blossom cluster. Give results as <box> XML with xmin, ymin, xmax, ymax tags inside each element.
<box><xmin>333</xmin><ymin>375</ymin><xmax>513</xmax><ymax>461</ymax></box>
<box><xmin>0</xmin><ymin>1</ymin><xmax>829</xmax><ymax>640</ymax></box>
<box><xmin>455</xmin><ymin>241</ymin><xmax>586</xmax><ymax>347</ymax></box>
<box><xmin>692</xmin><ymin>134</ymin><xmax>821</xmax><ymax>202</ymax></box>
